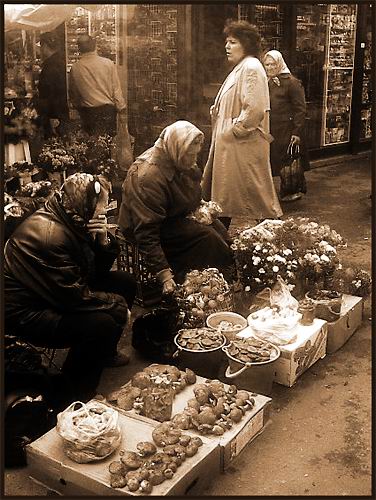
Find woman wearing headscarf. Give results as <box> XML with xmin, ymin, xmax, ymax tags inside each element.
<box><xmin>118</xmin><ymin>120</ymin><xmax>234</xmax><ymax>294</ymax></box>
<box><xmin>202</xmin><ymin>20</ymin><xmax>282</xmax><ymax>230</ymax></box>
<box><xmin>4</xmin><ymin>173</ymin><xmax>137</xmax><ymax>406</ymax></box>
<box><xmin>263</xmin><ymin>49</ymin><xmax>310</xmax><ymax>201</ymax></box>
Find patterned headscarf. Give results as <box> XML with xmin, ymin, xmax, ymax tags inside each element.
<box><xmin>264</xmin><ymin>50</ymin><xmax>291</xmax><ymax>86</ymax></box>
<box><xmin>60</xmin><ymin>172</ymin><xmax>110</xmax><ymax>227</ymax></box>
<box><xmin>153</xmin><ymin>120</ymin><xmax>204</xmax><ymax>171</ymax></box>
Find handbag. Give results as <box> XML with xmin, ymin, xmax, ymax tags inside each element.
<box><xmin>279</xmin><ymin>142</ymin><xmax>307</xmax><ymax>200</ymax></box>
<box><xmin>132</xmin><ymin>303</ymin><xmax>183</xmax><ymax>362</ymax></box>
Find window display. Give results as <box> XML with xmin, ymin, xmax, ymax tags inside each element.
<box><xmin>321</xmin><ymin>4</ymin><xmax>357</xmax><ymax>146</ymax></box>
<box><xmin>65</xmin><ymin>7</ymin><xmax>90</xmax><ymax>71</ymax></box>
<box><xmin>89</xmin><ymin>5</ymin><xmax>117</xmax><ymax>62</ymax></box>
<box><xmin>238</xmin><ymin>4</ymin><xmax>286</xmax><ymax>52</ymax></box>
<box><xmin>360</xmin><ymin>10</ymin><xmax>372</xmax><ymax>140</ymax></box>
<box><xmin>4</xmin><ymin>30</ymin><xmax>40</xmax><ymax>98</ymax></box>
<box><xmin>295</xmin><ymin>4</ymin><xmax>328</xmax><ymax>149</ymax></box>
<box><xmin>126</xmin><ymin>4</ymin><xmax>179</xmax><ymax>154</ymax></box>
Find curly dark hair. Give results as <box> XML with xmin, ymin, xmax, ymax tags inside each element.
<box><xmin>223</xmin><ymin>20</ymin><xmax>262</xmax><ymax>58</ymax></box>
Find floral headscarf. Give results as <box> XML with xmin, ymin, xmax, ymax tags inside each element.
<box><xmin>153</xmin><ymin>120</ymin><xmax>204</xmax><ymax>171</ymax></box>
<box><xmin>60</xmin><ymin>172</ymin><xmax>110</xmax><ymax>227</ymax></box>
<box><xmin>264</xmin><ymin>50</ymin><xmax>291</xmax><ymax>86</ymax></box>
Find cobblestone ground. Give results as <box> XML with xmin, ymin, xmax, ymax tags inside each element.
<box><xmin>4</xmin><ymin>154</ymin><xmax>372</xmax><ymax>496</ymax></box>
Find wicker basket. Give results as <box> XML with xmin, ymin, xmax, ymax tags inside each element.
<box><xmin>116</xmin><ymin>229</ymin><xmax>162</xmax><ymax>307</ymax></box>
<box><xmin>182</xmin><ymin>288</ymin><xmax>235</xmax><ymax>327</ymax></box>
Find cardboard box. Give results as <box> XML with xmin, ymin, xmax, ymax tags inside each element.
<box><xmin>26</xmin><ymin>410</ymin><xmax>220</xmax><ymax>496</ymax></box>
<box><xmin>326</xmin><ymin>294</ymin><xmax>363</xmax><ymax>354</ymax></box>
<box><xmin>106</xmin><ymin>374</ymin><xmax>271</xmax><ymax>471</ymax></box>
<box><xmin>272</xmin><ymin>319</ymin><xmax>328</xmax><ymax>387</ymax></box>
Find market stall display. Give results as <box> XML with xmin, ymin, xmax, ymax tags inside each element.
<box><xmin>107</xmin><ymin>365</ymin><xmax>197</xmax><ymax>421</ymax></box>
<box><xmin>56</xmin><ymin>401</ymin><xmax>121</xmax><ymax>464</ymax></box>
<box><xmin>27</xmin><ymin>411</ymin><xmax>220</xmax><ymax>496</ymax></box>
<box><xmin>232</xmin><ymin>217</ymin><xmax>346</xmax><ymax>296</ymax></box>
<box><xmin>239</xmin><ymin>319</ymin><xmax>328</xmax><ymax>387</ymax></box>
<box><xmin>186</xmin><ymin>200</ymin><xmax>222</xmax><ymax>225</ymax></box>
<box><xmin>174</xmin><ymin>268</ymin><xmax>234</xmax><ymax>327</ymax></box>
<box><xmin>206</xmin><ymin>311</ymin><xmax>248</xmax><ymax>342</ymax></box>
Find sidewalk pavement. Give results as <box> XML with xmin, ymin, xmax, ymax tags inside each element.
<box><xmin>4</xmin><ymin>153</ymin><xmax>372</xmax><ymax>496</ymax></box>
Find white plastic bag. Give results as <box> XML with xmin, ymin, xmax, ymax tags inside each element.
<box><xmin>270</xmin><ymin>275</ymin><xmax>298</xmax><ymax>311</ymax></box>
<box><xmin>247</xmin><ymin>277</ymin><xmax>301</xmax><ymax>345</ymax></box>
<box><xmin>56</xmin><ymin>401</ymin><xmax>121</xmax><ymax>463</ymax></box>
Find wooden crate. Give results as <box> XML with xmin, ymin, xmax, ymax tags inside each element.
<box><xmin>106</xmin><ymin>374</ymin><xmax>271</xmax><ymax>471</ymax></box>
<box><xmin>26</xmin><ymin>411</ymin><xmax>220</xmax><ymax>496</ymax></box>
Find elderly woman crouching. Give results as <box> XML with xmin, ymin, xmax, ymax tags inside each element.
<box><xmin>118</xmin><ymin>120</ymin><xmax>235</xmax><ymax>294</ymax></box>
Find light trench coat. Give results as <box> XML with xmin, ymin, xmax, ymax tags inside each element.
<box><xmin>202</xmin><ymin>56</ymin><xmax>282</xmax><ymax>219</ymax></box>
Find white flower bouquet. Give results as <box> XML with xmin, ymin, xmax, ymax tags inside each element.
<box><xmin>232</xmin><ymin>217</ymin><xmax>346</xmax><ymax>293</ymax></box>
<box><xmin>187</xmin><ymin>200</ymin><xmax>223</xmax><ymax>225</ymax></box>
<box><xmin>38</xmin><ymin>139</ymin><xmax>75</xmax><ymax>173</ymax></box>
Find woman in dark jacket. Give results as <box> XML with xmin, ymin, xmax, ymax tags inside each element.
<box><xmin>118</xmin><ymin>120</ymin><xmax>234</xmax><ymax>295</ymax></box>
<box><xmin>263</xmin><ymin>50</ymin><xmax>310</xmax><ymax>201</ymax></box>
<box><xmin>4</xmin><ymin>173</ymin><xmax>136</xmax><ymax>406</ymax></box>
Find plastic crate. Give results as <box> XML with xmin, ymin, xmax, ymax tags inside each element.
<box><xmin>115</xmin><ymin>229</ymin><xmax>162</xmax><ymax>307</ymax></box>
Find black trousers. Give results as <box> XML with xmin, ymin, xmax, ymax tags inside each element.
<box><xmin>78</xmin><ymin>104</ymin><xmax>117</xmax><ymax>136</ymax></box>
<box><xmin>160</xmin><ymin>218</ymin><xmax>235</xmax><ymax>284</ymax></box>
<box><xmin>12</xmin><ymin>271</ymin><xmax>136</xmax><ymax>406</ymax></box>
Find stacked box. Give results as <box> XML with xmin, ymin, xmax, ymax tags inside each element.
<box><xmin>326</xmin><ymin>294</ymin><xmax>363</xmax><ymax>354</ymax></box>
<box><xmin>106</xmin><ymin>374</ymin><xmax>271</xmax><ymax>471</ymax></box>
<box><xmin>26</xmin><ymin>411</ymin><xmax>220</xmax><ymax>496</ymax></box>
<box><xmin>273</xmin><ymin>318</ymin><xmax>328</xmax><ymax>387</ymax></box>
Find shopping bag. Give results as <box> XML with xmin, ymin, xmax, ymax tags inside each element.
<box><xmin>115</xmin><ymin>116</ymin><xmax>134</xmax><ymax>177</ymax></box>
<box><xmin>280</xmin><ymin>142</ymin><xmax>307</xmax><ymax>199</ymax></box>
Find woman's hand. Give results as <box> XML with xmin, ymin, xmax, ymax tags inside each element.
<box><xmin>87</xmin><ymin>214</ymin><xmax>108</xmax><ymax>246</ymax></box>
<box><xmin>290</xmin><ymin>135</ymin><xmax>301</xmax><ymax>145</ymax></box>
<box><xmin>162</xmin><ymin>278</ymin><xmax>177</xmax><ymax>295</ymax></box>
<box><xmin>157</xmin><ymin>268</ymin><xmax>177</xmax><ymax>295</ymax></box>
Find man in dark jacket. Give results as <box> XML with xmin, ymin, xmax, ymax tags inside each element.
<box><xmin>37</xmin><ymin>31</ymin><xmax>69</xmax><ymax>138</ymax></box>
<box><xmin>4</xmin><ymin>173</ymin><xmax>136</xmax><ymax>407</ymax></box>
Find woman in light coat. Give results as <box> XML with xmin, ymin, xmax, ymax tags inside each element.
<box><xmin>202</xmin><ymin>20</ymin><xmax>282</xmax><ymax>229</ymax></box>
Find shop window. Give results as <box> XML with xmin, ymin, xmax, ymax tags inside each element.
<box><xmin>360</xmin><ymin>6</ymin><xmax>372</xmax><ymax>140</ymax></box>
<box><xmin>148</xmin><ymin>5</ymin><xmax>161</xmax><ymax>15</ymax></box>
<box><xmin>152</xmin><ymin>89</ymin><xmax>163</xmax><ymax>105</ymax></box>
<box><xmin>238</xmin><ymin>4</ymin><xmax>286</xmax><ymax>52</ymax></box>
<box><xmin>151</xmin><ymin>21</ymin><xmax>162</xmax><ymax>38</ymax></box>
<box><xmin>167</xmin><ymin>83</ymin><xmax>177</xmax><ymax>103</ymax></box>
<box><xmin>321</xmin><ymin>4</ymin><xmax>357</xmax><ymax>146</ymax></box>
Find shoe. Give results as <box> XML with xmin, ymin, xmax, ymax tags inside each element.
<box><xmin>104</xmin><ymin>351</ymin><xmax>130</xmax><ymax>368</ymax></box>
<box><xmin>281</xmin><ymin>193</ymin><xmax>302</xmax><ymax>202</ymax></box>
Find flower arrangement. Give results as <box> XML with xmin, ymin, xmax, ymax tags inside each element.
<box><xmin>4</xmin><ymin>105</ymin><xmax>38</xmax><ymax>143</ymax></box>
<box><xmin>187</xmin><ymin>200</ymin><xmax>223</xmax><ymax>225</ymax></box>
<box><xmin>18</xmin><ymin>181</ymin><xmax>53</xmax><ymax>198</ymax></box>
<box><xmin>4</xmin><ymin>193</ymin><xmax>24</xmax><ymax>220</ymax></box>
<box><xmin>347</xmin><ymin>269</ymin><xmax>372</xmax><ymax>297</ymax></box>
<box><xmin>330</xmin><ymin>265</ymin><xmax>372</xmax><ymax>298</ymax></box>
<box><xmin>37</xmin><ymin>139</ymin><xmax>75</xmax><ymax>173</ymax></box>
<box><xmin>86</xmin><ymin>134</ymin><xmax>114</xmax><ymax>163</ymax></box>
<box><xmin>232</xmin><ymin>217</ymin><xmax>346</xmax><ymax>294</ymax></box>
<box><xmin>10</xmin><ymin>161</ymin><xmax>35</xmax><ymax>175</ymax></box>
<box><xmin>83</xmin><ymin>134</ymin><xmax>120</xmax><ymax>182</ymax></box>
<box><xmin>65</xmin><ymin>135</ymin><xmax>89</xmax><ymax>172</ymax></box>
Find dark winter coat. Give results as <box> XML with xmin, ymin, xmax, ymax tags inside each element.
<box><xmin>37</xmin><ymin>50</ymin><xmax>69</xmax><ymax>121</ymax></box>
<box><xmin>4</xmin><ymin>194</ymin><xmax>126</xmax><ymax>337</ymax></box>
<box><xmin>119</xmin><ymin>144</ymin><xmax>235</xmax><ymax>283</ymax></box>
<box><xmin>268</xmin><ymin>73</ymin><xmax>310</xmax><ymax>176</ymax></box>
<box><xmin>118</xmin><ymin>147</ymin><xmax>202</xmax><ymax>275</ymax></box>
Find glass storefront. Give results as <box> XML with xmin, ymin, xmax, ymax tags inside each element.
<box><xmin>3</xmin><ymin>3</ymin><xmax>372</xmax><ymax>157</ymax></box>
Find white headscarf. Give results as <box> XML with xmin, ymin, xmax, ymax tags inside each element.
<box><xmin>264</xmin><ymin>50</ymin><xmax>291</xmax><ymax>86</ymax></box>
<box><xmin>154</xmin><ymin>120</ymin><xmax>204</xmax><ymax>170</ymax></box>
